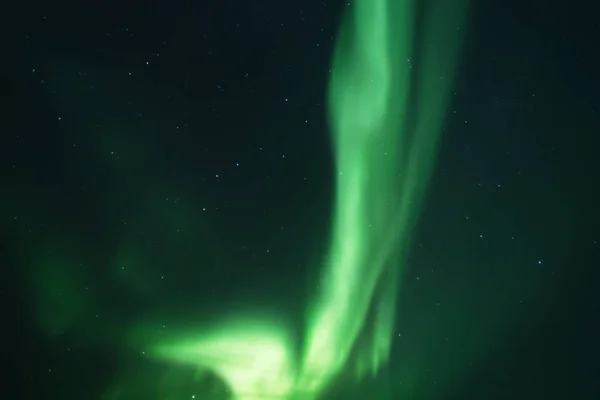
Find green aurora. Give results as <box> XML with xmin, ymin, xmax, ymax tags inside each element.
<box><xmin>124</xmin><ymin>0</ymin><xmax>468</xmax><ymax>399</ymax></box>
<box><xmin>16</xmin><ymin>0</ymin><xmax>471</xmax><ymax>398</ymax></box>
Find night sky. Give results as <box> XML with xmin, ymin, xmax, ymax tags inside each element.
<box><xmin>2</xmin><ymin>0</ymin><xmax>599</xmax><ymax>399</ymax></box>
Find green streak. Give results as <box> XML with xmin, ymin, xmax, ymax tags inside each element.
<box><xmin>16</xmin><ymin>0</ymin><xmax>467</xmax><ymax>398</ymax></box>
<box><xmin>138</xmin><ymin>1</ymin><xmax>468</xmax><ymax>399</ymax></box>
<box><xmin>139</xmin><ymin>1</ymin><xmax>467</xmax><ymax>399</ymax></box>
<box><xmin>298</xmin><ymin>0</ymin><xmax>415</xmax><ymax>391</ymax></box>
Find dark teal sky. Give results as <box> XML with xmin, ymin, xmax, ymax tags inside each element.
<box><xmin>2</xmin><ymin>0</ymin><xmax>599</xmax><ymax>399</ymax></box>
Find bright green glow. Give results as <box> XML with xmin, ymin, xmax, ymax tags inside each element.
<box><xmin>138</xmin><ymin>1</ymin><xmax>467</xmax><ymax>399</ymax></box>
<box><xmin>151</xmin><ymin>316</ymin><xmax>297</xmax><ymax>400</ymax></box>
<box><xmin>300</xmin><ymin>0</ymin><xmax>415</xmax><ymax>386</ymax></box>
<box><xmin>13</xmin><ymin>0</ymin><xmax>469</xmax><ymax>398</ymax></box>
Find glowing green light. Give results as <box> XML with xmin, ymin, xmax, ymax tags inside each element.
<box><xmin>84</xmin><ymin>0</ymin><xmax>467</xmax><ymax>398</ymax></box>
<box><xmin>151</xmin><ymin>316</ymin><xmax>297</xmax><ymax>400</ymax></box>
<box><xmin>130</xmin><ymin>1</ymin><xmax>469</xmax><ymax>399</ymax></box>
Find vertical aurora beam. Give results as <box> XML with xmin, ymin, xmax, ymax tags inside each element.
<box><xmin>297</xmin><ymin>0</ymin><xmax>415</xmax><ymax>391</ymax></box>
<box><xmin>133</xmin><ymin>1</ymin><xmax>468</xmax><ymax>399</ymax></box>
<box><xmin>300</xmin><ymin>0</ymin><xmax>468</xmax><ymax>392</ymax></box>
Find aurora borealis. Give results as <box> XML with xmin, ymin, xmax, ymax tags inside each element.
<box><xmin>5</xmin><ymin>0</ymin><xmax>599</xmax><ymax>399</ymax></box>
<box><xmin>118</xmin><ymin>1</ymin><xmax>467</xmax><ymax>398</ymax></box>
